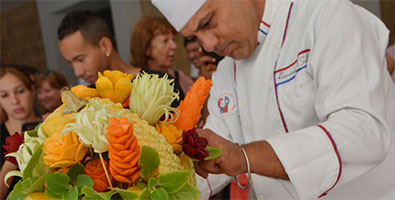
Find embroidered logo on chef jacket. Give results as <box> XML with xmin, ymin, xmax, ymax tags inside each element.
<box><xmin>275</xmin><ymin>49</ymin><xmax>310</xmax><ymax>86</ymax></box>
<box><xmin>217</xmin><ymin>91</ymin><xmax>236</xmax><ymax>117</ymax></box>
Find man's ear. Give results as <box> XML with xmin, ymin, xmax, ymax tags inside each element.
<box><xmin>99</xmin><ymin>36</ymin><xmax>113</xmax><ymax>56</ymax></box>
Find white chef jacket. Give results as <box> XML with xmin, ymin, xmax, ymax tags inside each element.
<box><xmin>199</xmin><ymin>0</ymin><xmax>395</xmax><ymax>199</ymax></box>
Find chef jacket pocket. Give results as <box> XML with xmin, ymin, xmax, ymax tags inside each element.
<box><xmin>279</xmin><ymin>68</ymin><xmax>318</xmax><ymax>128</ymax></box>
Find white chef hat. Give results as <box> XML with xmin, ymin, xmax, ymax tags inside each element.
<box><xmin>152</xmin><ymin>0</ymin><xmax>206</xmax><ymax>32</ymax></box>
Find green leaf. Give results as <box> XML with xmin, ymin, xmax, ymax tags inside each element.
<box><xmin>81</xmin><ymin>186</ymin><xmax>116</xmax><ymax>200</ymax></box>
<box><xmin>28</xmin><ymin>175</ymin><xmax>47</xmax><ymax>193</ymax></box>
<box><xmin>76</xmin><ymin>175</ymin><xmax>94</xmax><ymax>188</ymax></box>
<box><xmin>104</xmin><ymin>190</ymin><xmax>118</xmax><ymax>200</ymax></box>
<box><xmin>22</xmin><ymin>146</ymin><xmax>43</xmax><ymax>180</ymax></box>
<box><xmin>138</xmin><ymin>188</ymin><xmax>150</xmax><ymax>200</ymax></box>
<box><xmin>67</xmin><ymin>163</ymin><xmax>85</xmax><ymax>183</ymax></box>
<box><xmin>139</xmin><ymin>146</ymin><xmax>160</xmax><ymax>178</ymax></box>
<box><xmin>63</xmin><ymin>186</ymin><xmax>78</xmax><ymax>200</ymax></box>
<box><xmin>111</xmin><ymin>188</ymin><xmax>139</xmax><ymax>200</ymax></box>
<box><xmin>136</xmin><ymin>180</ymin><xmax>147</xmax><ymax>190</ymax></box>
<box><xmin>205</xmin><ymin>146</ymin><xmax>222</xmax><ymax>160</ymax></box>
<box><xmin>25</xmin><ymin>123</ymin><xmax>40</xmax><ymax>137</ymax></box>
<box><xmin>81</xmin><ymin>186</ymin><xmax>103</xmax><ymax>200</ymax></box>
<box><xmin>150</xmin><ymin>188</ymin><xmax>168</xmax><ymax>200</ymax></box>
<box><xmin>6</xmin><ymin>192</ymin><xmax>26</xmax><ymax>200</ymax></box>
<box><xmin>169</xmin><ymin>182</ymin><xmax>200</xmax><ymax>200</ymax></box>
<box><xmin>168</xmin><ymin>193</ymin><xmax>176</xmax><ymax>200</ymax></box>
<box><xmin>76</xmin><ymin>175</ymin><xmax>94</xmax><ymax>195</ymax></box>
<box><xmin>45</xmin><ymin>187</ymin><xmax>62</xmax><ymax>199</ymax></box>
<box><xmin>148</xmin><ymin>178</ymin><xmax>159</xmax><ymax>191</ymax></box>
<box><xmin>6</xmin><ymin>180</ymin><xmax>23</xmax><ymax>199</ymax></box>
<box><xmin>21</xmin><ymin>177</ymin><xmax>32</xmax><ymax>191</ymax></box>
<box><xmin>158</xmin><ymin>170</ymin><xmax>190</xmax><ymax>193</ymax></box>
<box><xmin>45</xmin><ymin>173</ymin><xmax>70</xmax><ymax>196</ymax></box>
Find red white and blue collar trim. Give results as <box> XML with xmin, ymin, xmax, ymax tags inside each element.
<box><xmin>258</xmin><ymin>20</ymin><xmax>271</xmax><ymax>45</ymax></box>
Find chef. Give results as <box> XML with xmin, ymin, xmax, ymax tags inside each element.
<box><xmin>153</xmin><ymin>0</ymin><xmax>395</xmax><ymax>199</ymax></box>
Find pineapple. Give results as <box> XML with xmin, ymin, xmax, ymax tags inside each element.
<box><xmin>122</xmin><ymin>110</ymin><xmax>184</xmax><ymax>176</ymax></box>
<box><xmin>180</xmin><ymin>153</ymin><xmax>197</xmax><ymax>186</ymax></box>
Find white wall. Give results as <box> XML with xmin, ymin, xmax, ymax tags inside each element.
<box><xmin>36</xmin><ymin>0</ymin><xmax>142</xmax><ymax>85</ymax></box>
<box><xmin>110</xmin><ymin>0</ymin><xmax>142</xmax><ymax>65</ymax></box>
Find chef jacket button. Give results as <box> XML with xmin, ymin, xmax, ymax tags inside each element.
<box><xmin>257</xmin><ymin>194</ymin><xmax>264</xmax><ymax>200</ymax></box>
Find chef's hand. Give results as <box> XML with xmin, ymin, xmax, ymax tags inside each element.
<box><xmin>195</xmin><ymin>129</ymin><xmax>290</xmax><ymax>180</ymax></box>
<box><xmin>199</xmin><ymin>55</ymin><xmax>218</xmax><ymax>80</ymax></box>
<box><xmin>194</xmin><ymin>128</ymin><xmax>247</xmax><ymax>178</ymax></box>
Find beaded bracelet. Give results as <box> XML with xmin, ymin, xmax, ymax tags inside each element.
<box><xmin>233</xmin><ymin>144</ymin><xmax>252</xmax><ymax>190</ymax></box>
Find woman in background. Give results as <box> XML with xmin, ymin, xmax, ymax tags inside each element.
<box><xmin>36</xmin><ymin>70</ymin><xmax>68</xmax><ymax>119</ymax></box>
<box><xmin>130</xmin><ymin>16</ymin><xmax>194</xmax><ymax>101</ymax></box>
<box><xmin>0</xmin><ymin>66</ymin><xmax>41</xmax><ymax>199</ymax></box>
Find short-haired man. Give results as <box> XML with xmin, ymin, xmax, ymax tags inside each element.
<box><xmin>184</xmin><ymin>37</ymin><xmax>201</xmax><ymax>79</ymax></box>
<box><xmin>58</xmin><ymin>10</ymin><xmax>140</xmax><ymax>84</ymax></box>
<box><xmin>153</xmin><ymin>0</ymin><xmax>395</xmax><ymax>199</ymax></box>
<box><xmin>184</xmin><ymin>37</ymin><xmax>221</xmax><ymax>80</ymax></box>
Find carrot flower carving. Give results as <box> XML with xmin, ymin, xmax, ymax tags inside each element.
<box><xmin>106</xmin><ymin>117</ymin><xmax>140</xmax><ymax>183</ymax></box>
<box><xmin>173</xmin><ymin>77</ymin><xmax>212</xmax><ymax>130</ymax></box>
<box><xmin>85</xmin><ymin>159</ymin><xmax>113</xmax><ymax>192</ymax></box>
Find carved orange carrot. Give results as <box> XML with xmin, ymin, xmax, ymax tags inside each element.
<box><xmin>85</xmin><ymin>159</ymin><xmax>113</xmax><ymax>192</ymax></box>
<box><xmin>106</xmin><ymin>117</ymin><xmax>140</xmax><ymax>183</ymax></box>
<box><xmin>173</xmin><ymin>77</ymin><xmax>212</xmax><ymax>130</ymax></box>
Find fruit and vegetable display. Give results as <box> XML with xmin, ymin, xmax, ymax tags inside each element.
<box><xmin>3</xmin><ymin>70</ymin><xmax>221</xmax><ymax>200</ymax></box>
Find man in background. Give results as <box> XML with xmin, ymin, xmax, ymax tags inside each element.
<box><xmin>184</xmin><ymin>37</ymin><xmax>221</xmax><ymax>80</ymax></box>
<box><xmin>184</xmin><ymin>37</ymin><xmax>201</xmax><ymax>80</ymax></box>
<box><xmin>57</xmin><ymin>10</ymin><xmax>140</xmax><ymax>85</ymax></box>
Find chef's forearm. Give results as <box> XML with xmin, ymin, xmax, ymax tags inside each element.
<box><xmin>242</xmin><ymin>141</ymin><xmax>289</xmax><ymax>180</ymax></box>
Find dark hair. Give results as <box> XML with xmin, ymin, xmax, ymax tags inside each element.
<box><xmin>130</xmin><ymin>16</ymin><xmax>176</xmax><ymax>68</ymax></box>
<box><xmin>35</xmin><ymin>70</ymin><xmax>69</xmax><ymax>90</ymax></box>
<box><xmin>183</xmin><ymin>37</ymin><xmax>198</xmax><ymax>48</ymax></box>
<box><xmin>57</xmin><ymin>10</ymin><xmax>113</xmax><ymax>46</ymax></box>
